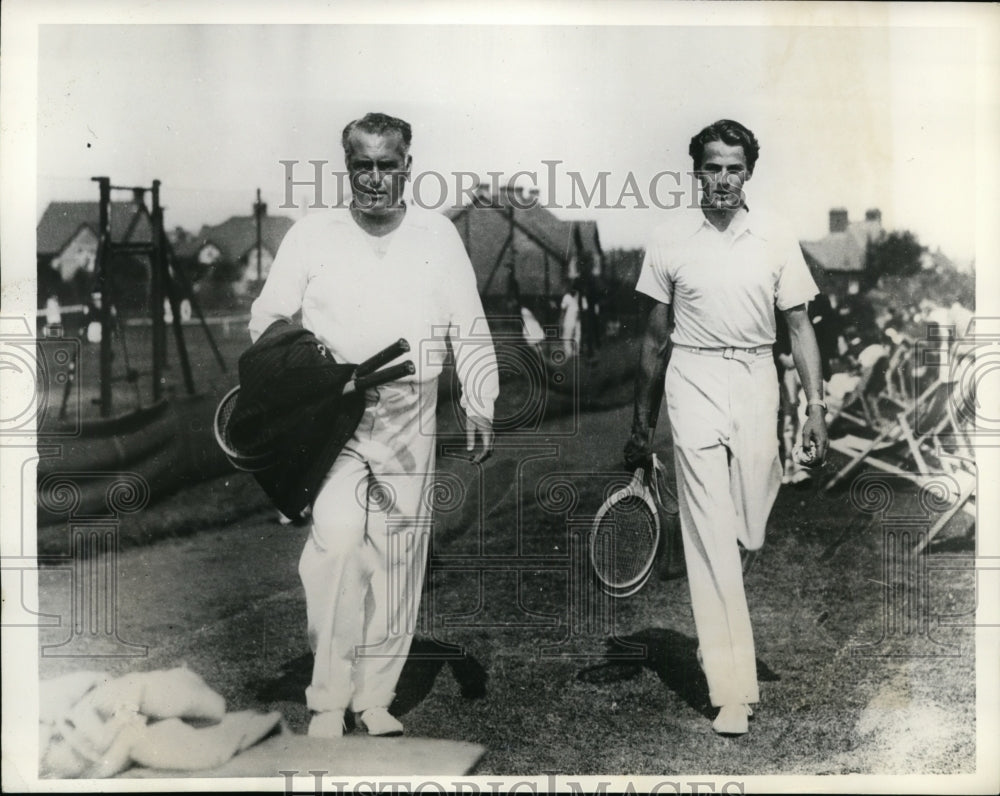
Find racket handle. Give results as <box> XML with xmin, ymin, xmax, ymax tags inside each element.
<box><xmin>345</xmin><ymin>360</ymin><xmax>415</xmax><ymax>394</ymax></box>
<box><xmin>354</xmin><ymin>338</ymin><xmax>410</xmax><ymax>379</ymax></box>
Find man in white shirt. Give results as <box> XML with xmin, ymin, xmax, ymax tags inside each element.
<box><xmin>624</xmin><ymin>119</ymin><xmax>829</xmax><ymax>735</ymax></box>
<box><xmin>250</xmin><ymin>112</ymin><xmax>498</xmax><ymax>738</ymax></box>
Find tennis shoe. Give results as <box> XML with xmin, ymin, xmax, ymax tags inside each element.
<box><xmin>358</xmin><ymin>707</ymin><xmax>404</xmax><ymax>737</ymax></box>
<box><xmin>308</xmin><ymin>709</ymin><xmax>345</xmax><ymax>738</ymax></box>
<box><xmin>712</xmin><ymin>704</ymin><xmax>751</xmax><ymax>735</ymax></box>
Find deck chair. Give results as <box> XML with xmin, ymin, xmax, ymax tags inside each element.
<box><xmin>826</xmin><ymin>369</ymin><xmax>978</xmax><ymax>551</ymax></box>
<box><xmin>913</xmin><ymin>376</ymin><xmax>978</xmax><ymax>552</ymax></box>
<box><xmin>913</xmin><ymin>449</ymin><xmax>976</xmax><ymax>553</ymax></box>
<box><xmin>823</xmin><ymin>374</ymin><xmax>952</xmax><ymax>491</ymax></box>
<box><xmin>825</xmin><ymin>348</ymin><xmax>897</xmax><ymax>433</ymax></box>
<box><xmin>883</xmin><ymin>339</ymin><xmax>915</xmax><ymax>406</ymax></box>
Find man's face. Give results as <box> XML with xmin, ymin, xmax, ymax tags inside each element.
<box><xmin>696</xmin><ymin>140</ymin><xmax>750</xmax><ymax>211</ymax></box>
<box><xmin>345</xmin><ymin>130</ymin><xmax>411</xmax><ymax>216</ymax></box>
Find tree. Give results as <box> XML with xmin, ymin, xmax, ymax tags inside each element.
<box><xmin>866</xmin><ymin>230</ymin><xmax>924</xmax><ymax>282</ymax></box>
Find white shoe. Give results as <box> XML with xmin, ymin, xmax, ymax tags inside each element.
<box><xmin>358</xmin><ymin>707</ymin><xmax>404</xmax><ymax>737</ymax></box>
<box><xmin>712</xmin><ymin>704</ymin><xmax>751</xmax><ymax>735</ymax></box>
<box><xmin>308</xmin><ymin>710</ymin><xmax>345</xmax><ymax>738</ymax></box>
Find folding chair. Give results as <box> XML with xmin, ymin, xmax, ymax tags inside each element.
<box><xmin>826</xmin><ymin>348</ymin><xmax>898</xmax><ymax>434</ymax></box>
<box><xmin>823</xmin><ymin>374</ymin><xmax>951</xmax><ymax>491</ymax></box>
<box><xmin>826</xmin><ymin>364</ymin><xmax>978</xmax><ymax>552</ymax></box>
<box><xmin>913</xmin><ymin>376</ymin><xmax>978</xmax><ymax>552</ymax></box>
<box><xmin>883</xmin><ymin>339</ymin><xmax>914</xmax><ymax>406</ymax></box>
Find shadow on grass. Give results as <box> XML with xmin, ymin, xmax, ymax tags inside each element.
<box><xmin>576</xmin><ymin>628</ymin><xmax>779</xmax><ymax>720</ymax></box>
<box><xmin>252</xmin><ymin>637</ymin><xmax>488</xmax><ymax>717</ymax></box>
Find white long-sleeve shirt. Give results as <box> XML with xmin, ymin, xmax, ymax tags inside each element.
<box><xmin>249</xmin><ymin>205</ymin><xmax>498</xmax><ymax>421</ymax></box>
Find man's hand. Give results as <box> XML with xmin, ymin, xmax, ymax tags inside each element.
<box><xmin>802</xmin><ymin>405</ymin><xmax>829</xmax><ymax>464</ymax></box>
<box><xmin>465</xmin><ymin>414</ymin><xmax>494</xmax><ymax>464</ymax></box>
<box><xmin>784</xmin><ymin>303</ymin><xmax>829</xmax><ymax>466</ymax></box>
<box><xmin>623</xmin><ymin>430</ymin><xmax>653</xmax><ymax>474</ymax></box>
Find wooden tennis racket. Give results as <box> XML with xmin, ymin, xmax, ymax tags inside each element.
<box><xmin>649</xmin><ymin>453</ymin><xmax>679</xmax><ymax>516</ymax></box>
<box><xmin>214</xmin><ymin>338</ymin><xmax>415</xmax><ymax>471</ymax></box>
<box><xmin>213</xmin><ymin>384</ymin><xmax>275</xmax><ymax>472</ymax></box>
<box><xmin>354</xmin><ymin>338</ymin><xmax>410</xmax><ymax>379</ymax></box>
<box><xmin>590</xmin><ymin>457</ymin><xmax>662</xmax><ymax>597</ymax></box>
<box><xmin>343</xmin><ymin>359</ymin><xmax>415</xmax><ymax>395</ymax></box>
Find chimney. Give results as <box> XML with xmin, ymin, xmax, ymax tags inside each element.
<box><xmin>864</xmin><ymin>208</ymin><xmax>882</xmax><ymax>242</ymax></box>
<box><xmin>829</xmin><ymin>208</ymin><xmax>849</xmax><ymax>233</ymax></box>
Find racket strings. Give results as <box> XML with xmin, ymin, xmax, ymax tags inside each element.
<box><xmin>592</xmin><ymin>495</ymin><xmax>657</xmax><ymax>587</ymax></box>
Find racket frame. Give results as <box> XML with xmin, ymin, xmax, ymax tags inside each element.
<box><xmin>213</xmin><ymin>385</ymin><xmax>276</xmax><ymax>472</ymax></box>
<box><xmin>589</xmin><ymin>464</ymin><xmax>661</xmax><ymax>597</ymax></box>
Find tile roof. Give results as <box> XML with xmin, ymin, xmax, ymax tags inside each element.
<box><xmin>37</xmin><ymin>201</ymin><xmax>154</xmax><ymax>256</ymax></box>
<box><xmin>190</xmin><ymin>215</ymin><xmax>296</xmax><ymax>262</ymax></box>
<box><xmin>447</xmin><ymin>189</ymin><xmax>604</xmax><ymax>298</ymax></box>
<box><xmin>448</xmin><ymin>187</ymin><xmax>602</xmax><ymax>264</ymax></box>
<box><xmin>800</xmin><ymin>221</ymin><xmax>875</xmax><ymax>274</ymax></box>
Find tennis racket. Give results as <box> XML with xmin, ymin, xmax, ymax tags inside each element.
<box><xmin>214</xmin><ymin>339</ymin><xmax>416</xmax><ymax>470</ymax></box>
<box><xmin>343</xmin><ymin>359</ymin><xmax>415</xmax><ymax>395</ymax></box>
<box><xmin>354</xmin><ymin>338</ymin><xmax>410</xmax><ymax>379</ymax></box>
<box><xmin>590</xmin><ymin>458</ymin><xmax>662</xmax><ymax>597</ymax></box>
<box><xmin>214</xmin><ymin>385</ymin><xmax>275</xmax><ymax>472</ymax></box>
<box><xmin>649</xmin><ymin>453</ymin><xmax>679</xmax><ymax>516</ymax></box>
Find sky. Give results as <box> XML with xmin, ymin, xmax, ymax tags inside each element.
<box><xmin>25</xmin><ymin>7</ymin><xmax>992</xmax><ymax>266</ymax></box>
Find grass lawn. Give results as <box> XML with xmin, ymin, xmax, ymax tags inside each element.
<box><xmin>35</xmin><ymin>333</ymin><xmax>978</xmax><ymax>778</ymax></box>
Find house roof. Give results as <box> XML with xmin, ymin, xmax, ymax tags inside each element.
<box><xmin>168</xmin><ymin>228</ymin><xmax>203</xmax><ymax>259</ymax></box>
<box><xmin>190</xmin><ymin>214</ymin><xmax>296</xmax><ymax>262</ymax></box>
<box><xmin>800</xmin><ymin>216</ymin><xmax>884</xmax><ymax>275</ymax></box>
<box><xmin>800</xmin><ymin>232</ymin><xmax>864</xmax><ymax>274</ymax></box>
<box><xmin>37</xmin><ymin>201</ymin><xmax>154</xmax><ymax>256</ymax></box>
<box><xmin>801</xmin><ymin>221</ymin><xmax>873</xmax><ymax>274</ymax></box>
<box><xmin>170</xmin><ymin>236</ymin><xmax>205</xmax><ymax>259</ymax></box>
<box><xmin>447</xmin><ymin>186</ymin><xmax>603</xmax><ymax>264</ymax></box>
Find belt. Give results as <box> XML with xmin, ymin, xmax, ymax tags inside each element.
<box><xmin>672</xmin><ymin>343</ymin><xmax>773</xmax><ymax>361</ymax></box>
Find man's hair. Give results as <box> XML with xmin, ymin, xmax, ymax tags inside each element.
<box><xmin>342</xmin><ymin>112</ymin><xmax>412</xmax><ymax>157</ymax></box>
<box><xmin>689</xmin><ymin>119</ymin><xmax>760</xmax><ymax>174</ymax></box>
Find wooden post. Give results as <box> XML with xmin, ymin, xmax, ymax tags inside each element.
<box><xmin>254</xmin><ymin>188</ymin><xmax>264</xmax><ymax>285</ymax></box>
<box><xmin>160</xmin><ymin>229</ymin><xmax>196</xmax><ymax>396</ymax></box>
<box><xmin>150</xmin><ymin>180</ymin><xmax>166</xmax><ymax>402</ymax></box>
<box><xmin>92</xmin><ymin>177</ymin><xmax>113</xmax><ymax>417</ymax></box>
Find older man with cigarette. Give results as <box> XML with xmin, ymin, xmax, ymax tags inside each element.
<box><xmin>250</xmin><ymin>112</ymin><xmax>498</xmax><ymax>738</ymax></box>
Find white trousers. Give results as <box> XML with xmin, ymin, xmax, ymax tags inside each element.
<box><xmin>300</xmin><ymin>380</ymin><xmax>438</xmax><ymax>714</ymax></box>
<box><xmin>665</xmin><ymin>348</ymin><xmax>781</xmax><ymax>707</ymax></box>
